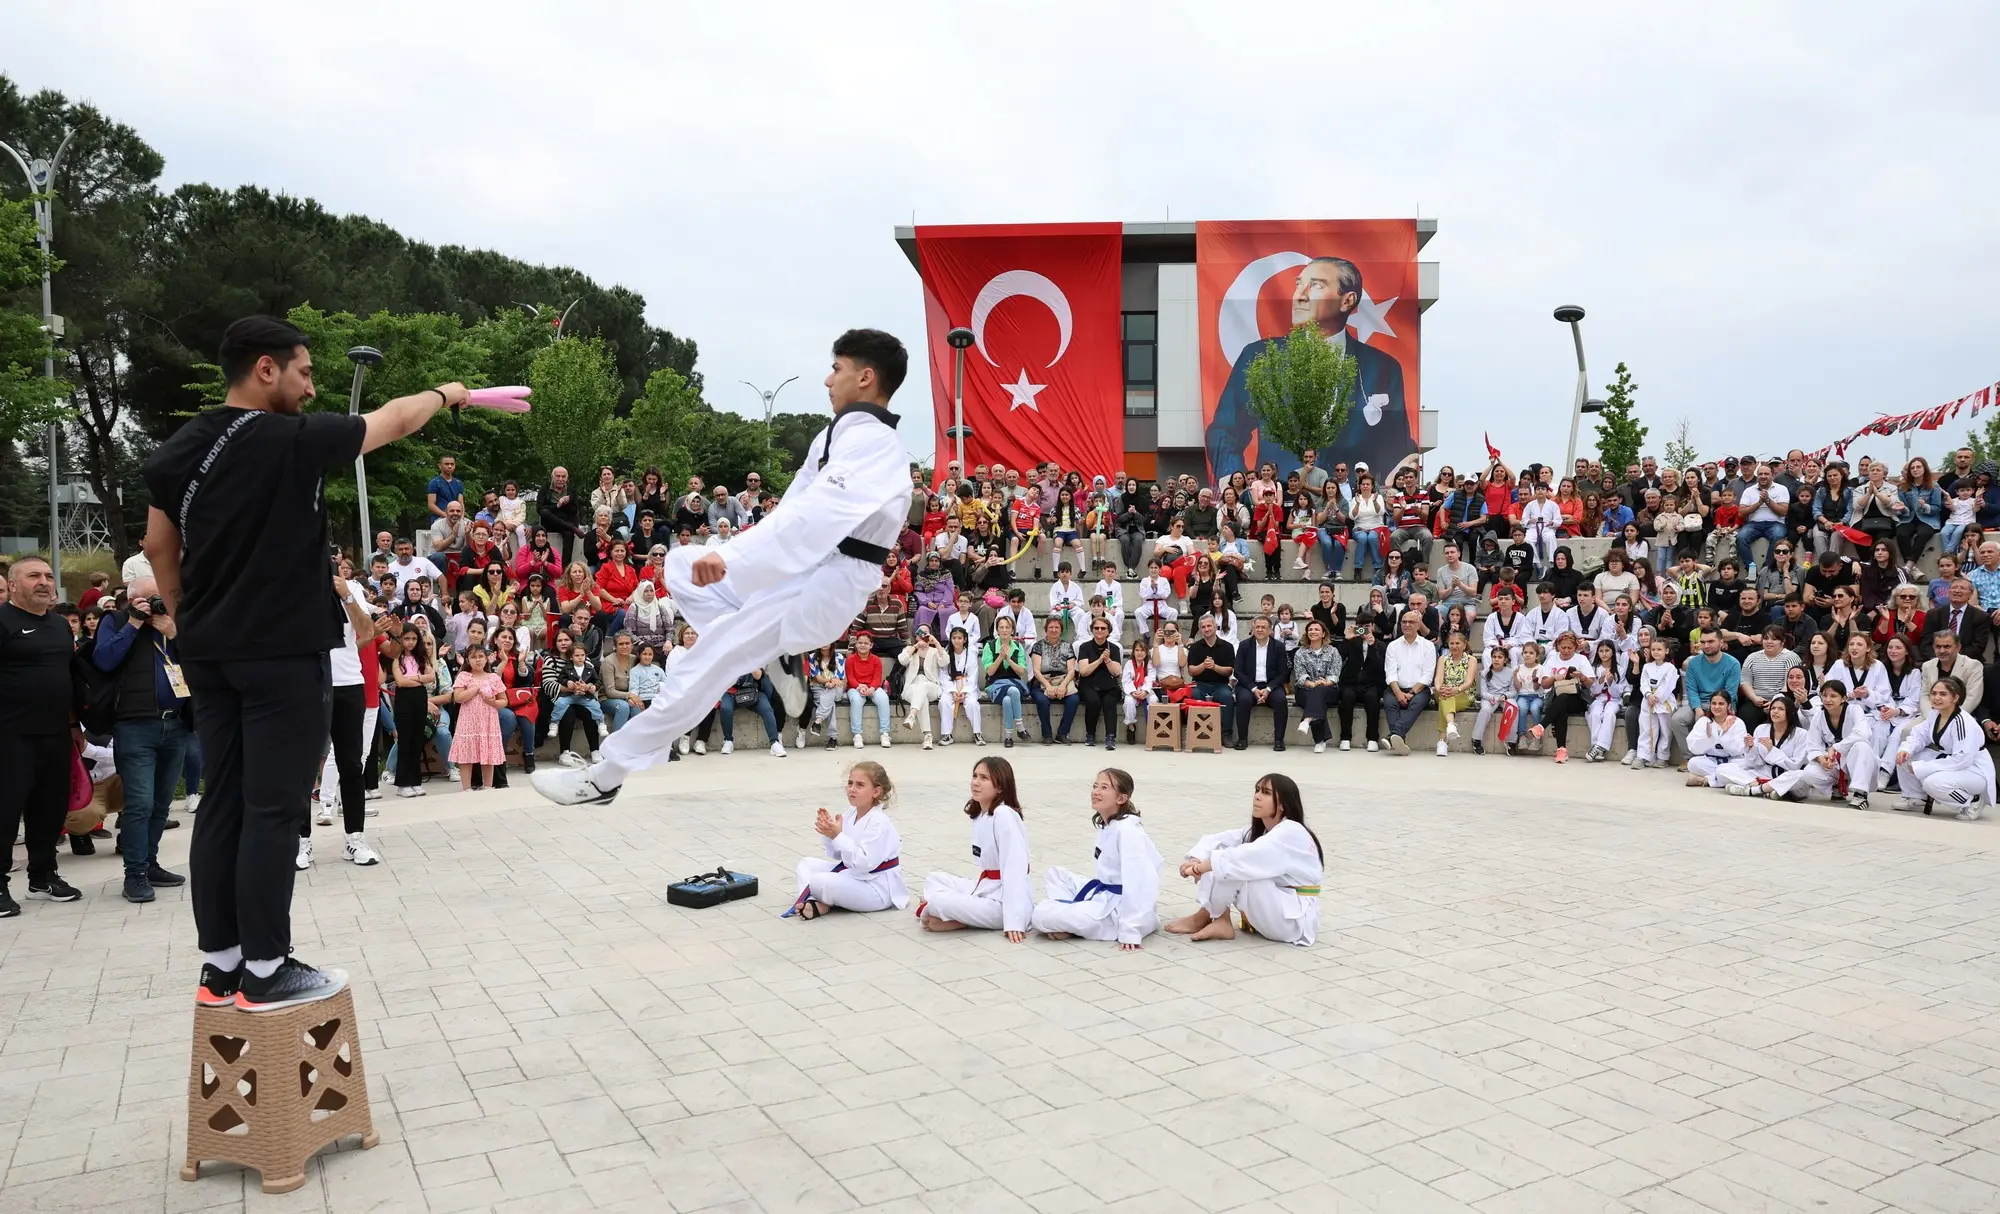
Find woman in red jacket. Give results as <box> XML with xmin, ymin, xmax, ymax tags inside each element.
<box><xmin>493</xmin><ymin>627</ymin><xmax>540</xmax><ymax>774</ymax></box>
<box><xmin>513</xmin><ymin>526</ymin><xmax>562</xmax><ymax>589</ymax></box>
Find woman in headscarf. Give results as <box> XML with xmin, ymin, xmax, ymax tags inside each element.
<box><xmin>626</xmin><ymin>578</ymin><xmax>675</xmax><ymax>653</ymax></box>
<box><xmin>912</xmin><ymin>551</ymin><xmax>958</xmax><ymax>637</ymax></box>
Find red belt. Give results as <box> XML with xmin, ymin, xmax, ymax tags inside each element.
<box><xmin>975</xmin><ymin>869</ymin><xmax>1002</xmax><ymax>882</ymax></box>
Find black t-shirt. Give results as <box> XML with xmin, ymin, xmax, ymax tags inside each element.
<box><xmin>143</xmin><ymin>407</ymin><xmax>366</xmax><ymax>662</ymax></box>
<box><xmin>1803</xmin><ymin>559</ymin><xmax>1858</xmax><ymax>605</ymax></box>
<box><xmin>1189</xmin><ymin>637</ymin><xmax>1234</xmax><ymax>681</ymax></box>
<box><xmin>1076</xmin><ymin>639</ymin><xmax>1122</xmax><ymax>691</ymax></box>
<box><xmin>0</xmin><ymin>603</ymin><xmax>78</xmax><ymax>735</ymax></box>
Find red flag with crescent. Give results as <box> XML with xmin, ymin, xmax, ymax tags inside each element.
<box><xmin>916</xmin><ymin>223</ymin><xmax>1124</xmax><ymax>484</ymax></box>
<box><xmin>1484</xmin><ymin>432</ymin><xmax>1502</xmax><ymax>465</ymax></box>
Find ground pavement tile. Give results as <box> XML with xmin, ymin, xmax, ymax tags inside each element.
<box><xmin>5</xmin><ymin>745</ymin><xmax>2000</xmax><ymax>1211</ymax></box>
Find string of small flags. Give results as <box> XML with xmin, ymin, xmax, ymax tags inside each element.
<box><xmin>1798</xmin><ymin>380</ymin><xmax>2000</xmax><ymax>464</ymax></box>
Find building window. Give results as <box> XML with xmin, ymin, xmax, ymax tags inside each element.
<box><xmin>1123</xmin><ymin>311</ymin><xmax>1156</xmax><ymax>417</ymax></box>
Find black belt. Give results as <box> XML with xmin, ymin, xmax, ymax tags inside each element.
<box><xmin>838</xmin><ymin>537</ymin><xmax>891</xmax><ymax>564</ymax></box>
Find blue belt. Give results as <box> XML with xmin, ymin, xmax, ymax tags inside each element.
<box><xmin>832</xmin><ymin>858</ymin><xmax>901</xmax><ymax>874</ymax></box>
<box><xmin>1066</xmin><ymin>879</ymin><xmax>1122</xmax><ymax>902</ymax></box>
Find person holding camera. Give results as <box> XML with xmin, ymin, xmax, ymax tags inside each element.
<box><xmin>899</xmin><ymin>625</ymin><xmax>946</xmax><ymax>749</ymax></box>
<box><xmin>90</xmin><ymin>575</ymin><xmax>192</xmax><ymax>904</ymax></box>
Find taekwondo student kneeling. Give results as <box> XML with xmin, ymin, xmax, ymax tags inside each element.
<box><xmin>787</xmin><ymin>762</ymin><xmax>908</xmax><ymax>920</ymax></box>
<box><xmin>534</xmin><ymin>330</ymin><xmax>914</xmax><ymax>807</ymax></box>
<box><xmin>1890</xmin><ymin>675</ymin><xmax>1994</xmax><ymax>821</ymax></box>
<box><xmin>917</xmin><ymin>758</ymin><xmax>1032</xmax><ymax>941</ymax></box>
<box><xmin>1766</xmin><ymin>679</ymin><xmax>1880</xmax><ymax>808</ymax></box>
<box><xmin>1030</xmin><ymin>769</ymin><xmax>1163</xmax><ymax>949</ymax></box>
<box><xmin>1164</xmin><ymin>773</ymin><xmax>1324</xmax><ymax>946</ymax></box>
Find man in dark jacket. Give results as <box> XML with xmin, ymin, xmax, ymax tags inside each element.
<box><xmin>90</xmin><ymin>576</ymin><xmax>191</xmax><ymax>903</ymax></box>
<box><xmin>1232</xmin><ymin>614</ymin><xmax>1291</xmax><ymax>751</ymax></box>
<box><xmin>540</xmin><ymin>466</ymin><xmax>583</xmax><ymax>565</ymax></box>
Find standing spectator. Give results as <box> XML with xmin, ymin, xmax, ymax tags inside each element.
<box><xmin>1382</xmin><ymin>609</ymin><xmax>1437</xmax><ymax>754</ymax></box>
<box><xmin>1898</xmin><ymin>457</ymin><xmax>1943</xmax><ymax>569</ymax></box>
<box><xmin>1074</xmin><ymin>615</ymin><xmax>1123</xmax><ymax>750</ymax></box>
<box><xmin>1232</xmin><ymin>614</ymin><xmax>1290</xmax><ymax>751</ymax></box>
<box><xmin>540</xmin><ymin>466</ymin><xmax>584</xmax><ymax>566</ymax></box>
<box><xmin>0</xmin><ymin>557</ymin><xmax>82</xmax><ymax>913</ymax></box>
<box><xmin>141</xmin><ymin>315</ymin><xmax>466</xmax><ymax>1008</ymax></box>
<box><xmin>305</xmin><ymin>570</ymin><xmax>384</xmax><ymax>870</ymax></box>
<box><xmin>426</xmin><ymin>455</ymin><xmax>463</xmax><ymax>521</ymax></box>
<box><xmin>92</xmin><ymin>575</ymin><xmax>195</xmax><ymax>900</ymax></box>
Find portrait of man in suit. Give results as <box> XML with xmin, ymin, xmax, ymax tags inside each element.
<box><xmin>1204</xmin><ymin>256</ymin><xmax>1410</xmax><ymax>484</ymax></box>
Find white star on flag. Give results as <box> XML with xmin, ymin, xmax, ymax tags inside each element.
<box><xmin>1003</xmin><ymin>368</ymin><xmax>1046</xmax><ymax>412</ymax></box>
<box><xmin>1347</xmin><ymin>291</ymin><xmax>1398</xmax><ymax>345</ymax></box>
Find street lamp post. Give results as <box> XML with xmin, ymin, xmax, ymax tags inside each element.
<box><xmin>1</xmin><ymin>123</ymin><xmax>87</xmax><ymax>591</ymax></box>
<box><xmin>945</xmin><ymin>327</ymin><xmax>976</xmax><ymax>475</ymax></box>
<box><xmin>1553</xmin><ymin>305</ymin><xmax>1606</xmax><ymax>476</ymax></box>
<box><xmin>740</xmin><ymin>377</ymin><xmax>798</xmax><ymax>463</ymax></box>
<box><xmin>346</xmin><ymin>346</ymin><xmax>383</xmax><ymax>554</ymax></box>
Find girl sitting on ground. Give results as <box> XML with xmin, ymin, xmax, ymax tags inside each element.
<box><xmin>918</xmin><ymin>757</ymin><xmax>1031</xmax><ymax>941</ymax></box>
<box><xmin>1164</xmin><ymin>773</ymin><xmax>1323</xmax><ymax>946</ymax></box>
<box><xmin>1030</xmin><ymin>769</ymin><xmax>1163</xmax><ymax>950</ymax></box>
<box><xmin>1890</xmin><ymin>675</ymin><xmax>1994</xmax><ymax>821</ymax></box>
<box><xmin>1718</xmin><ymin>693</ymin><xmax>1810</xmax><ymax>797</ymax></box>
<box><xmin>788</xmin><ymin>761</ymin><xmax>909</xmax><ymax>919</ymax></box>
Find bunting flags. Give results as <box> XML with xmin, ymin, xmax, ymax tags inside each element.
<box><xmin>1771</xmin><ymin>379</ymin><xmax>2000</xmax><ymax>466</ymax></box>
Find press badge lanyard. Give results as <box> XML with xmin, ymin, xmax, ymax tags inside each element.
<box><xmin>155</xmin><ymin>634</ymin><xmax>190</xmax><ymax>700</ymax></box>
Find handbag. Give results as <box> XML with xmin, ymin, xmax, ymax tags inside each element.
<box><xmin>731</xmin><ymin>677</ymin><xmax>761</xmax><ymax>707</ymax></box>
<box><xmin>667</xmin><ymin>868</ymin><xmax>759</xmax><ymax>908</ymax></box>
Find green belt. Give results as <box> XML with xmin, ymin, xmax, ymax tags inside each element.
<box><xmin>1291</xmin><ymin>885</ymin><xmax>1321</xmax><ymax>897</ymax></box>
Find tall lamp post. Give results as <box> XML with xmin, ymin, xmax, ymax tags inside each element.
<box><xmin>1</xmin><ymin>122</ymin><xmax>88</xmax><ymax>591</ymax></box>
<box><xmin>741</xmin><ymin>377</ymin><xmax>798</xmax><ymax>466</ymax></box>
<box><xmin>945</xmin><ymin>327</ymin><xmax>975</xmax><ymax>476</ymax></box>
<box><xmin>1553</xmin><ymin>305</ymin><xmax>1607</xmax><ymax>476</ymax></box>
<box><xmin>346</xmin><ymin>346</ymin><xmax>383</xmax><ymax>554</ymax></box>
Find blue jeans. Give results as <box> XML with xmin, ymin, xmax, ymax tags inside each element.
<box><xmin>551</xmin><ymin>695</ymin><xmax>604</xmax><ymax>726</ymax></box>
<box><xmin>1352</xmin><ymin>529</ymin><xmax>1383</xmax><ymax>580</ymax></box>
<box><xmin>497</xmin><ymin>707</ymin><xmax>536</xmax><ymax>756</ymax></box>
<box><xmin>986</xmin><ymin>678</ymin><xmax>1026</xmax><ymax>731</ymax></box>
<box><xmin>182</xmin><ymin>735</ymin><xmax>203</xmax><ymax>797</ymax></box>
<box><xmin>1192</xmin><ymin>680</ymin><xmax>1235</xmax><ymax>735</ymax></box>
<box><xmin>1736</xmin><ymin>519</ymin><xmax>1786</xmax><ymax>571</ymax></box>
<box><xmin>1030</xmin><ymin>683</ymin><xmax>1080</xmax><ymax>738</ymax></box>
<box><xmin>113</xmin><ymin>716</ymin><xmax>191</xmax><ymax>877</ymax></box>
<box><xmin>385</xmin><ymin>713</ymin><xmax>453</xmax><ymax>775</ymax></box>
<box><xmin>602</xmin><ymin>698</ymin><xmax>632</xmax><ymax>731</ymax></box>
<box><xmin>1385</xmin><ymin>687</ymin><xmax>1432</xmax><ymax>739</ymax></box>
<box><xmin>847</xmin><ymin>687</ymin><xmax>892</xmax><ymax>737</ymax></box>
<box><xmin>1942</xmin><ymin>523</ymin><xmax>1968</xmax><ymax>560</ymax></box>
<box><xmin>1317</xmin><ymin>532</ymin><xmax>1348</xmax><ymax>578</ymax></box>
<box><xmin>748</xmin><ymin>684</ymin><xmax>780</xmax><ymax>741</ymax></box>
<box><xmin>1511</xmin><ymin>694</ymin><xmax>1544</xmax><ymax>742</ymax></box>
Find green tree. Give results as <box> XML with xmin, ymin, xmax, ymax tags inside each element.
<box><xmin>614</xmin><ymin>366</ymin><xmax>705</xmax><ymax>493</ymax></box>
<box><xmin>525</xmin><ymin>337</ymin><xmax>620</xmax><ymax>490</ymax></box>
<box><xmin>1593</xmin><ymin>362</ymin><xmax>1647</xmax><ymax>474</ymax></box>
<box><xmin>1662</xmin><ymin>417</ymin><xmax>1699</xmax><ymax>471</ymax></box>
<box><xmin>1244</xmin><ymin>323</ymin><xmax>1357</xmax><ymax>463</ymax></box>
<box><xmin>0</xmin><ymin>195</ymin><xmax>68</xmax><ymax>442</ymax></box>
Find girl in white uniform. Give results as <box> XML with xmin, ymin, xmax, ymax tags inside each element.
<box><xmin>1093</xmin><ymin>564</ymin><xmax>1126</xmax><ymax>641</ymax></box>
<box><xmin>1636</xmin><ymin>638</ymin><xmax>1680</xmax><ymax>768</ymax></box>
<box><xmin>1685</xmin><ymin>692</ymin><xmax>1749</xmax><ymax>787</ymax></box>
<box><xmin>1767</xmin><ymin>679</ymin><xmax>1879</xmax><ymax>807</ymax></box>
<box><xmin>1719</xmin><ymin>695</ymin><xmax>1810</xmax><ymax>795</ymax></box>
<box><xmin>1583</xmin><ymin>640</ymin><xmax>1623</xmax><ymax>761</ymax></box>
<box><xmin>1891</xmin><ymin>676</ymin><xmax>1994</xmax><ymax>821</ymax></box>
<box><xmin>1135</xmin><ymin>563</ymin><xmax>1178</xmax><ymax>639</ymax></box>
<box><xmin>1031</xmin><ymin>769</ymin><xmax>1164</xmax><ymax>949</ymax></box>
<box><xmin>788</xmin><ymin>762</ymin><xmax>909</xmax><ymax>918</ymax></box>
<box><xmin>1164</xmin><ymin>773</ymin><xmax>1324</xmax><ymax>946</ymax></box>
<box><xmin>919</xmin><ymin>757</ymin><xmax>1032</xmax><ymax>940</ymax></box>
<box><xmin>939</xmin><ymin>626</ymin><xmax>983</xmax><ymax>745</ymax></box>
<box><xmin>1864</xmin><ymin>637</ymin><xmax>1923</xmax><ymax>778</ymax></box>
<box><xmin>1120</xmin><ymin>638</ymin><xmax>1156</xmax><ymax>733</ymax></box>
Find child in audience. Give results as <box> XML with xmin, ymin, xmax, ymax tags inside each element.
<box><xmin>1636</xmin><ymin>638</ymin><xmax>1679</xmax><ymax>768</ymax></box>
<box><xmin>1031</xmin><ymin>769</ymin><xmax>1163</xmax><ymax>949</ymax></box>
<box><xmin>1093</xmin><ymin>561</ymin><xmax>1125</xmax><ymax>639</ymax></box>
<box><xmin>1165</xmin><ymin>773</ymin><xmax>1323</xmax><ymax>946</ymax></box>
<box><xmin>449</xmin><ymin>643</ymin><xmax>507</xmax><ymax>792</ymax></box>
<box><xmin>787</xmin><ymin>762</ymin><xmax>908</xmax><ymax>919</ymax></box>
<box><xmin>1583</xmin><ymin>639</ymin><xmax>1622</xmax><ymax>763</ymax></box>
<box><xmin>940</xmin><ymin>626</ymin><xmax>982</xmax><ymax>745</ymax></box>
<box><xmin>1471</xmin><ymin>643</ymin><xmax>1515</xmax><ymax>756</ymax></box>
<box><xmin>1273</xmin><ymin>602</ymin><xmax>1301</xmax><ymax>652</ymax></box>
<box><xmin>1940</xmin><ymin>482</ymin><xmax>1979</xmax><ymax>562</ymax></box>
<box><xmin>1509</xmin><ymin>640</ymin><xmax>1547</xmax><ymax>756</ymax></box>
<box><xmin>918</xmin><ymin>757</ymin><xmax>1031</xmax><ymax>940</ymax></box>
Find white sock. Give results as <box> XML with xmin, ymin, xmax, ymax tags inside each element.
<box><xmin>203</xmin><ymin>947</ymin><xmax>242</xmax><ymax>972</ymax></box>
<box><xmin>588</xmin><ymin>757</ymin><xmax>628</xmax><ymax>788</ymax></box>
<box><xmin>244</xmin><ymin>957</ymin><xmax>282</xmax><ymax>979</ymax></box>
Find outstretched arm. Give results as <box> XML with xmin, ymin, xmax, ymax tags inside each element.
<box><xmin>362</xmin><ymin>384</ymin><xmax>469</xmax><ymax>455</ymax></box>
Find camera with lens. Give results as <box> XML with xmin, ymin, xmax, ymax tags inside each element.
<box><xmin>146</xmin><ymin>595</ymin><xmax>168</xmax><ymax>616</ymax></box>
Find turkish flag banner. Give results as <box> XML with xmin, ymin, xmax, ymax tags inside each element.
<box><xmin>1197</xmin><ymin>219</ymin><xmax>1421</xmax><ymax>485</ymax></box>
<box><xmin>917</xmin><ymin>223</ymin><xmax>1124</xmax><ymax>483</ymax></box>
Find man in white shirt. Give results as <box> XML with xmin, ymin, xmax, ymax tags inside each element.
<box><xmin>1735</xmin><ymin>463</ymin><xmax>1791</xmax><ymax>574</ymax></box>
<box><xmin>1382</xmin><ymin>611</ymin><xmax>1437</xmax><ymax>755</ymax></box>
<box><xmin>387</xmin><ymin>538</ymin><xmax>443</xmax><ymax>595</ymax></box>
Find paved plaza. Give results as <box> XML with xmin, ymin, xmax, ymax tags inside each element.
<box><xmin>2</xmin><ymin>747</ymin><xmax>1999</xmax><ymax>1214</ymax></box>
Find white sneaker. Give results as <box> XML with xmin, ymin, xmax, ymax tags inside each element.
<box><xmin>1436</xmin><ymin>741</ymin><xmax>1449</xmax><ymax>757</ymax></box>
<box><xmin>793</xmin><ymin>730</ymin><xmax>807</xmax><ymax>749</ymax></box>
<box><xmin>1313</xmin><ymin>741</ymin><xmax>1326</xmax><ymax>754</ymax></box>
<box><xmin>559</xmin><ymin>750</ymin><xmax>585</xmax><ymax>768</ymax></box>
<box><xmin>590</xmin><ymin>751</ymin><xmax>604</xmax><ymax>763</ymax></box>
<box><xmin>879</xmin><ymin>732</ymin><xmax>892</xmax><ymax>748</ymax></box>
<box><xmin>1726</xmin><ymin>784</ymin><xmax>1755</xmax><ymax>797</ymax></box>
<box><xmin>295</xmin><ymin>838</ymin><xmax>313</xmax><ymax>870</ymax></box>
<box><xmin>694</xmin><ymin>740</ymin><xmax>707</xmax><ymax>755</ymax></box>
<box><xmin>1366</xmin><ymin>741</ymin><xmax>1379</xmax><ymax>753</ymax></box>
<box><xmin>1622</xmin><ymin>749</ymin><xmax>1638</xmax><ymax>766</ymax></box>
<box><xmin>315</xmin><ymin>804</ymin><xmax>334</xmax><ymax>827</ymax></box>
<box><xmin>344</xmin><ymin>833</ymin><xmax>380</xmax><ymax>866</ymax></box>
<box><xmin>1339</xmin><ymin>740</ymin><xmax>1351</xmax><ymax>752</ymax></box>
<box><xmin>187</xmin><ymin>793</ymin><xmax>201</xmax><ymax>812</ymax></box>
<box><xmin>1896</xmin><ymin>796</ymin><xmax>1928</xmax><ymax>813</ymax></box>
<box><xmin>364</xmin><ymin>801</ymin><xmax>379</xmax><ymax>816</ymax></box>
<box><xmin>770</xmin><ymin>741</ymin><xmax>787</xmax><ymax>758</ymax></box>
<box><xmin>1297</xmin><ymin>718</ymin><xmax>1313</xmax><ymax>735</ymax></box>
<box><xmin>973</xmin><ymin>734</ymin><xmax>986</xmax><ymax>746</ymax></box>
<box><xmin>397</xmin><ymin>787</ymin><xmax>421</xmax><ymax>799</ymax></box>
<box><xmin>530</xmin><ymin>766</ymin><xmax>622</xmax><ymax>807</ymax></box>
<box><xmin>1445</xmin><ymin>720</ymin><xmax>1460</xmax><ymax>739</ymax></box>
<box><xmin>852</xmin><ymin>735</ymin><xmax>865</xmax><ymax>749</ymax></box>
<box><xmin>922</xmin><ymin>734</ymin><xmax>934</xmax><ymax>750</ymax></box>
<box><xmin>1955</xmin><ymin>805</ymin><xmax>1983</xmax><ymax>822</ymax></box>
<box><xmin>410</xmin><ymin>785</ymin><xmax>427</xmax><ymax>797</ymax></box>
<box><xmin>363</xmin><ymin>788</ymin><xmax>382</xmax><ymax>801</ymax></box>
<box><xmin>720</xmin><ymin>741</ymin><xmax>734</xmax><ymax>755</ymax></box>
<box><xmin>677</xmin><ymin>737</ymin><xmax>691</xmax><ymax>756</ymax></box>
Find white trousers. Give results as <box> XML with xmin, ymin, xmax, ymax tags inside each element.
<box><xmin>919</xmin><ymin>872</ymin><xmax>1003</xmax><ymax>929</ymax></box>
<box><xmin>1713</xmin><ymin>759</ymin><xmax>1769</xmax><ymax>788</ymax></box>
<box><xmin>1767</xmin><ymin>742</ymin><xmax>1878</xmax><ymax>799</ymax></box>
<box><xmin>1586</xmin><ymin>699</ymin><xmax>1618</xmax><ymax>751</ymax></box>
<box><xmin>903</xmin><ymin>676</ymin><xmax>941</xmax><ymax>731</ymax></box>
<box><xmin>1196</xmin><ymin>872</ymin><xmax>1309</xmax><ymax>945</ymax></box>
<box><xmin>1895</xmin><ymin>761</ymin><xmax>1989</xmax><ymax>815</ymax></box>
<box><xmin>1122</xmin><ymin>691</ymin><xmax>1154</xmax><ymax>726</ymax></box>
<box><xmin>794</xmin><ymin>857</ymin><xmax>897</xmax><ymax>912</ymax></box>
<box><xmin>1135</xmin><ymin>601</ymin><xmax>1177</xmax><ymax>637</ymax></box>
<box><xmin>1029</xmin><ymin>865</ymin><xmax>1154</xmax><ymax>941</ymax></box>
<box><xmin>939</xmin><ymin>680</ymin><xmax>981</xmax><ymax>738</ymax></box>
<box><xmin>600</xmin><ymin>547</ymin><xmax>879</xmax><ymax>776</ymax></box>
<box><xmin>1687</xmin><ymin>755</ymin><xmax>1730</xmax><ymax>786</ymax></box>
<box><xmin>1638</xmin><ymin>709</ymin><xmax>1673</xmax><ymax>763</ymax></box>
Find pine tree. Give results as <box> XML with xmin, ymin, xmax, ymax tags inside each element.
<box><xmin>1594</xmin><ymin>362</ymin><xmax>1647</xmax><ymax>474</ymax></box>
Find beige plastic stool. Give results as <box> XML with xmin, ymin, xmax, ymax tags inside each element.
<box><xmin>183</xmin><ymin>988</ymin><xmax>377</xmax><ymax>1194</ymax></box>
<box><xmin>1144</xmin><ymin>703</ymin><xmax>1182</xmax><ymax>751</ymax></box>
<box><xmin>1185</xmin><ymin>705</ymin><xmax>1225</xmax><ymax>753</ymax></box>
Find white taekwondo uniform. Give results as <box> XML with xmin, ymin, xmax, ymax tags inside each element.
<box><xmin>1030</xmin><ymin>814</ymin><xmax>1163</xmax><ymax>944</ymax></box>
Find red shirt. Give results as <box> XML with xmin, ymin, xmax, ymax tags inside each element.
<box><xmin>596</xmin><ymin>562</ymin><xmax>639</xmax><ymax>603</ymax></box>
<box><xmin>846</xmin><ymin>652</ymin><xmax>885</xmax><ymax>692</ymax></box>
<box><xmin>365</xmin><ymin>634</ymin><xmax>392</xmax><ymax>709</ymax></box>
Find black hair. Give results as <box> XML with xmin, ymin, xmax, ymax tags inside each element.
<box><xmin>832</xmin><ymin>328</ymin><xmax>908</xmax><ymax>398</ymax></box>
<box><xmin>219</xmin><ymin>315</ymin><xmax>310</xmax><ymax>386</ymax></box>
<box><xmin>1246</xmin><ymin>773</ymin><xmax>1323</xmax><ymax>861</ymax></box>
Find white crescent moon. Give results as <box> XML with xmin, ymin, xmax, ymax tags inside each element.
<box><xmin>970</xmin><ymin>270</ymin><xmax>1073</xmax><ymax>368</ymax></box>
<box><xmin>1218</xmin><ymin>250</ymin><xmax>1309</xmax><ymax>366</ymax></box>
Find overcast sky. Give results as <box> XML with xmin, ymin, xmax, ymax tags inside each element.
<box><xmin>13</xmin><ymin>2</ymin><xmax>1999</xmax><ymax>473</ymax></box>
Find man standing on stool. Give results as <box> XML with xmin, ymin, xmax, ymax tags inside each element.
<box><xmin>534</xmin><ymin>329</ymin><xmax>913</xmax><ymax>807</ymax></box>
<box><xmin>143</xmin><ymin>315</ymin><xmax>468</xmax><ymax>1011</ymax></box>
